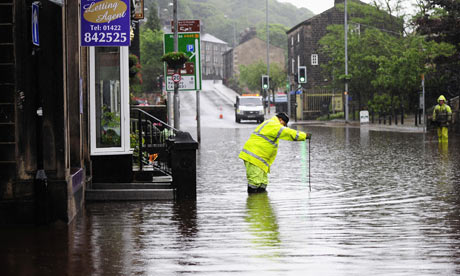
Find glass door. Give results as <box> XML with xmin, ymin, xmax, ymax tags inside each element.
<box><xmin>90</xmin><ymin>47</ymin><xmax>130</xmax><ymax>155</ymax></box>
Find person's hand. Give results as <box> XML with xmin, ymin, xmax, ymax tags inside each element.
<box><xmin>306</xmin><ymin>133</ymin><xmax>312</xmax><ymax>140</ymax></box>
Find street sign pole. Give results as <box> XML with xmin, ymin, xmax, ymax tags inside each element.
<box><xmin>173</xmin><ymin>0</ymin><xmax>180</xmax><ymax>130</ymax></box>
<box><xmin>196</xmin><ymin>90</ymin><xmax>201</xmax><ymax>145</ymax></box>
<box><xmin>164</xmin><ymin>21</ymin><xmax>202</xmax><ymax>138</ymax></box>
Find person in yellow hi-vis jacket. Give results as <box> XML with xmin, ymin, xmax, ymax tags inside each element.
<box><xmin>239</xmin><ymin>112</ymin><xmax>312</xmax><ymax>193</ymax></box>
<box><xmin>432</xmin><ymin>95</ymin><xmax>452</xmax><ymax>144</ymax></box>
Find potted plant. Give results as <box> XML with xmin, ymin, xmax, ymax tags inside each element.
<box><xmin>161</xmin><ymin>51</ymin><xmax>189</xmax><ymax>70</ymax></box>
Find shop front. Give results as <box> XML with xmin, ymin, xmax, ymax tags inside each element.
<box><xmin>89</xmin><ymin>46</ymin><xmax>133</xmax><ymax>183</ymax></box>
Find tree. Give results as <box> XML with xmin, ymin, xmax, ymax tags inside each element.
<box><xmin>139</xmin><ymin>1</ymin><xmax>165</xmax><ymax>93</ymax></box>
<box><xmin>414</xmin><ymin>0</ymin><xmax>460</xmax><ymax>100</ymax></box>
<box><xmin>144</xmin><ymin>1</ymin><xmax>161</xmax><ymax>32</ymax></box>
<box><xmin>140</xmin><ymin>27</ymin><xmax>164</xmax><ymax>92</ymax></box>
<box><xmin>256</xmin><ymin>23</ymin><xmax>289</xmax><ymax>51</ymax></box>
<box><xmin>239</xmin><ymin>61</ymin><xmax>286</xmax><ymax>93</ymax></box>
<box><xmin>319</xmin><ymin>1</ymin><xmax>454</xmax><ymax>112</ymax></box>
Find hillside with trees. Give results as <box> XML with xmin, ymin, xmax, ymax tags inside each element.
<box><xmin>146</xmin><ymin>0</ymin><xmax>314</xmax><ymax>46</ymax></box>
<box><xmin>137</xmin><ymin>0</ymin><xmax>313</xmax><ymax>94</ymax></box>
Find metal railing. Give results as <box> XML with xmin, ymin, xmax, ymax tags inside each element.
<box><xmin>302</xmin><ymin>88</ymin><xmax>343</xmax><ymax>118</ymax></box>
<box><xmin>130</xmin><ymin>108</ymin><xmax>178</xmax><ymax>175</ymax></box>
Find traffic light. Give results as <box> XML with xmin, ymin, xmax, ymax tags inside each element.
<box><xmin>298</xmin><ymin>66</ymin><xmax>307</xmax><ymax>83</ymax></box>
<box><xmin>262</xmin><ymin>75</ymin><xmax>269</xmax><ymax>90</ymax></box>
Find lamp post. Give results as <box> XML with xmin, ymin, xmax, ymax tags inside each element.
<box><xmin>224</xmin><ymin>15</ymin><xmax>237</xmax><ymax>47</ymax></box>
<box><xmin>422</xmin><ymin>73</ymin><xmax>426</xmax><ymax>132</ymax></box>
<box><xmin>344</xmin><ymin>0</ymin><xmax>349</xmax><ymax>123</ymax></box>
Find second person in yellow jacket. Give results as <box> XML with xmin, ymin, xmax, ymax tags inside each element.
<box><xmin>432</xmin><ymin>95</ymin><xmax>452</xmax><ymax>144</ymax></box>
<box><xmin>239</xmin><ymin>112</ymin><xmax>311</xmax><ymax>193</ymax></box>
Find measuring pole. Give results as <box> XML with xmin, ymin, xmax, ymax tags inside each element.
<box><xmin>308</xmin><ymin>139</ymin><xmax>311</xmax><ymax>192</ymax></box>
<box><xmin>266</xmin><ymin>0</ymin><xmax>271</xmax><ymax>114</ymax></box>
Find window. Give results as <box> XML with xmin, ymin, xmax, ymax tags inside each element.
<box><xmin>297</xmin><ymin>32</ymin><xmax>300</xmax><ymax>43</ymax></box>
<box><xmin>90</xmin><ymin>47</ymin><xmax>130</xmax><ymax>155</ymax></box>
<box><xmin>94</xmin><ymin>48</ymin><xmax>121</xmax><ymax>148</ymax></box>
<box><xmin>351</xmin><ymin>23</ymin><xmax>361</xmax><ymax>35</ymax></box>
<box><xmin>291</xmin><ymin>36</ymin><xmax>294</xmax><ymax>46</ymax></box>
<box><xmin>311</xmin><ymin>54</ymin><xmax>318</xmax><ymax>65</ymax></box>
<box><xmin>291</xmin><ymin>59</ymin><xmax>295</xmax><ymax>74</ymax></box>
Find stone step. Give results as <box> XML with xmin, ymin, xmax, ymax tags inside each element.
<box><xmin>91</xmin><ymin>182</ymin><xmax>172</xmax><ymax>190</ymax></box>
<box><xmin>86</xmin><ymin>188</ymin><xmax>174</xmax><ymax>201</ymax></box>
<box><xmin>132</xmin><ymin>171</ymin><xmax>172</xmax><ymax>183</ymax></box>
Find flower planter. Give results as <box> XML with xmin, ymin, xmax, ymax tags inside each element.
<box><xmin>161</xmin><ymin>52</ymin><xmax>189</xmax><ymax>70</ymax></box>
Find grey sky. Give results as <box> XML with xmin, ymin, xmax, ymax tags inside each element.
<box><xmin>277</xmin><ymin>0</ymin><xmax>418</xmax><ymax>16</ymax></box>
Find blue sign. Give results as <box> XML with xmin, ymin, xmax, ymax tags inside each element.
<box><xmin>80</xmin><ymin>0</ymin><xmax>131</xmax><ymax>47</ymax></box>
<box><xmin>32</xmin><ymin>2</ymin><xmax>40</xmax><ymax>46</ymax></box>
<box><xmin>186</xmin><ymin>44</ymin><xmax>194</xmax><ymax>52</ymax></box>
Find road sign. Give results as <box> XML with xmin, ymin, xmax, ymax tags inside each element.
<box><xmin>32</xmin><ymin>2</ymin><xmax>40</xmax><ymax>46</ymax></box>
<box><xmin>163</xmin><ymin>32</ymin><xmax>202</xmax><ymax>91</ymax></box>
<box><xmin>172</xmin><ymin>73</ymin><xmax>181</xmax><ymax>83</ymax></box>
<box><xmin>171</xmin><ymin>20</ymin><xmax>200</xmax><ymax>33</ymax></box>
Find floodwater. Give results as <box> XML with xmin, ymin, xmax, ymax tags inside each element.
<box><xmin>2</xmin><ymin>124</ymin><xmax>460</xmax><ymax>276</ymax></box>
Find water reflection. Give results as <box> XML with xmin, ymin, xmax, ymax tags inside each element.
<box><xmin>245</xmin><ymin>193</ymin><xmax>281</xmax><ymax>254</ymax></box>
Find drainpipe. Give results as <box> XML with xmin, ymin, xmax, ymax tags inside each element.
<box><xmin>32</xmin><ymin>44</ymin><xmax>49</xmax><ymax>224</ymax></box>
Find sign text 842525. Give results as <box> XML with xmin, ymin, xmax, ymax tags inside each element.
<box><xmin>80</xmin><ymin>0</ymin><xmax>131</xmax><ymax>47</ymax></box>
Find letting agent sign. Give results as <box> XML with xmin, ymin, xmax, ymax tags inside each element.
<box><xmin>80</xmin><ymin>0</ymin><xmax>131</xmax><ymax>47</ymax></box>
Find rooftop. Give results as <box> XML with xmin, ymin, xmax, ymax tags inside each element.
<box><xmin>201</xmin><ymin>33</ymin><xmax>228</xmax><ymax>45</ymax></box>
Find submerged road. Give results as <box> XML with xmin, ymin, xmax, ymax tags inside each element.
<box><xmin>2</xmin><ymin>81</ymin><xmax>460</xmax><ymax>275</ymax></box>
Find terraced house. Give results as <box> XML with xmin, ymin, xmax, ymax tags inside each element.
<box><xmin>287</xmin><ymin>0</ymin><xmax>403</xmax><ymax>119</ymax></box>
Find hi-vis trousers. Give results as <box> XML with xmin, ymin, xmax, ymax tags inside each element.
<box><xmin>437</xmin><ymin>126</ymin><xmax>448</xmax><ymax>143</ymax></box>
<box><xmin>244</xmin><ymin>161</ymin><xmax>268</xmax><ymax>189</ymax></box>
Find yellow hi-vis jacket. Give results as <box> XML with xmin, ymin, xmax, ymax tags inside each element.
<box><xmin>433</xmin><ymin>95</ymin><xmax>452</xmax><ymax>127</ymax></box>
<box><xmin>239</xmin><ymin>116</ymin><xmax>307</xmax><ymax>173</ymax></box>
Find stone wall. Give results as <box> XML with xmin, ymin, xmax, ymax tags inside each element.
<box><xmin>0</xmin><ymin>0</ymin><xmax>17</xmax><ymax>212</ymax></box>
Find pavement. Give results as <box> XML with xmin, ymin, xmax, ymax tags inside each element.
<box><xmin>263</xmin><ymin>108</ymin><xmax>428</xmax><ymax>133</ymax></box>
<box><xmin>204</xmin><ymin>80</ymin><xmax>429</xmax><ymax>133</ymax></box>
<box><xmin>291</xmin><ymin>118</ymin><xmax>427</xmax><ymax>133</ymax></box>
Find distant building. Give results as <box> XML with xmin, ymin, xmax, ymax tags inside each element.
<box><xmin>223</xmin><ymin>33</ymin><xmax>285</xmax><ymax>89</ymax></box>
<box><xmin>287</xmin><ymin>0</ymin><xmax>403</xmax><ymax>119</ymax></box>
<box><xmin>201</xmin><ymin>33</ymin><xmax>229</xmax><ymax>80</ymax></box>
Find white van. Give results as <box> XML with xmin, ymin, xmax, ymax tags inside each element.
<box><xmin>234</xmin><ymin>95</ymin><xmax>265</xmax><ymax>123</ymax></box>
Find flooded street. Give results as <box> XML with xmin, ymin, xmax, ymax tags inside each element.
<box><xmin>3</xmin><ymin>120</ymin><xmax>460</xmax><ymax>275</ymax></box>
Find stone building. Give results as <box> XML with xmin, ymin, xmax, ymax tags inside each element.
<box><xmin>223</xmin><ymin>33</ymin><xmax>285</xmax><ymax>88</ymax></box>
<box><xmin>286</xmin><ymin>0</ymin><xmax>403</xmax><ymax>119</ymax></box>
<box><xmin>0</xmin><ymin>1</ymin><xmax>197</xmax><ymax>225</ymax></box>
<box><xmin>201</xmin><ymin>33</ymin><xmax>229</xmax><ymax>80</ymax></box>
<box><xmin>0</xmin><ymin>0</ymin><xmax>88</xmax><ymax>224</ymax></box>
